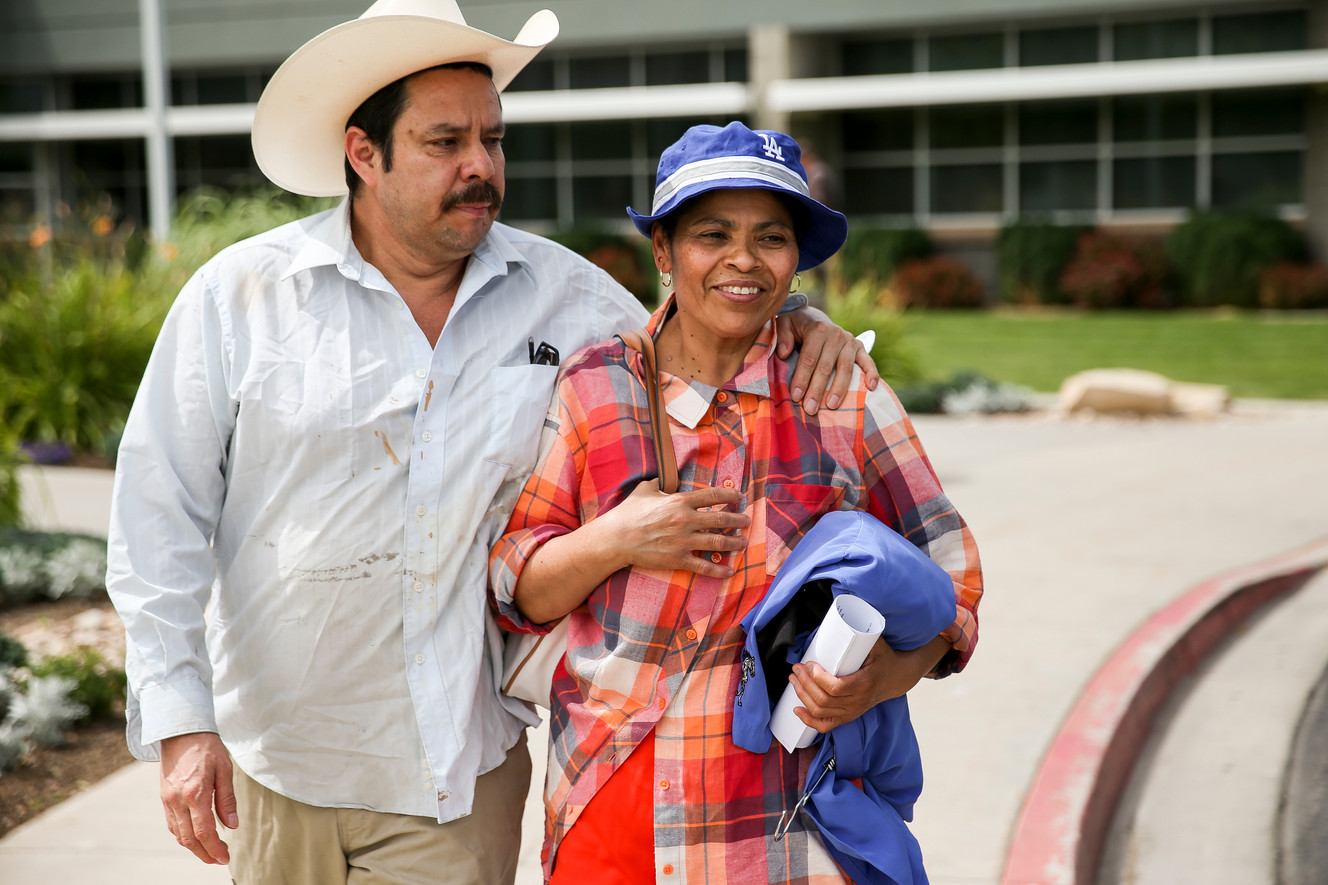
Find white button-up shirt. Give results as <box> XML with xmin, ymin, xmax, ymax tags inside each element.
<box><xmin>106</xmin><ymin>200</ymin><xmax>648</xmax><ymax>820</ymax></box>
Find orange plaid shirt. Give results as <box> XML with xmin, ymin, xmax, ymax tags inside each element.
<box><xmin>490</xmin><ymin>307</ymin><xmax>982</xmax><ymax>884</ymax></box>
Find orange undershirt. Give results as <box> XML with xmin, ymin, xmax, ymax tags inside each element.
<box><xmin>549</xmin><ymin>730</ymin><xmax>658</xmax><ymax>883</ymax></box>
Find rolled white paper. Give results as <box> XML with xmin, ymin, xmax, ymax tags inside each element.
<box><xmin>770</xmin><ymin>594</ymin><xmax>886</xmax><ymax>752</ymax></box>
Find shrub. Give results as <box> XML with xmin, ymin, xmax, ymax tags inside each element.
<box><xmin>547</xmin><ymin>226</ymin><xmax>654</xmax><ymax>306</ymax></box>
<box><xmin>6</xmin><ymin>675</ymin><xmax>87</xmax><ymax>746</ymax></box>
<box><xmin>0</xmin><ymin>428</ymin><xmax>23</xmax><ymax>530</ymax></box>
<box><xmin>895</xmin><ymin>370</ymin><xmax>1033</xmax><ymax>415</ymax></box>
<box><xmin>0</xmin><ymin>633</ymin><xmax>26</xmax><ymax>671</ymax></box>
<box><xmin>891</xmin><ymin>256</ymin><xmax>985</xmax><ymax>309</ymax></box>
<box><xmin>0</xmin><ymin>719</ymin><xmax>27</xmax><ymax>772</ymax></box>
<box><xmin>1059</xmin><ymin>232</ymin><xmax>1169</xmax><ymax>310</ymax></box>
<box><xmin>996</xmin><ymin>220</ymin><xmax>1084</xmax><ymax>305</ymax></box>
<box><xmin>1166</xmin><ymin>210</ymin><xmax>1307</xmax><ymax>308</ymax></box>
<box><xmin>833</xmin><ymin>228</ymin><xmax>933</xmax><ymax>291</ymax></box>
<box><xmin>0</xmin><ymin>256</ymin><xmax>172</xmax><ymax>452</ymax></box>
<box><xmin>29</xmin><ymin>648</ymin><xmax>126</xmax><ymax>720</ymax></box>
<box><xmin>826</xmin><ymin>281</ymin><xmax>924</xmax><ymax>387</ymax></box>
<box><xmin>0</xmin><ymin>529</ymin><xmax>108</xmax><ymax>609</ymax></box>
<box><xmin>1258</xmin><ymin>262</ymin><xmax>1328</xmax><ymax>310</ymax></box>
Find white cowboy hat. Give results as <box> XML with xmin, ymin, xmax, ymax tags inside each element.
<box><xmin>252</xmin><ymin>0</ymin><xmax>559</xmax><ymax>197</ymax></box>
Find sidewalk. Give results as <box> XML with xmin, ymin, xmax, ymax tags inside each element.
<box><xmin>3</xmin><ymin>398</ymin><xmax>1327</xmax><ymax>884</ymax></box>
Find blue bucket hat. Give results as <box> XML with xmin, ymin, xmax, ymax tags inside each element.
<box><xmin>628</xmin><ymin>122</ymin><xmax>848</xmax><ymax>272</ymax></box>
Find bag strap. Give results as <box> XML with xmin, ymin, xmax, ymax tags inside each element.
<box><xmin>618</xmin><ymin>328</ymin><xmax>679</xmax><ymax>494</ymax></box>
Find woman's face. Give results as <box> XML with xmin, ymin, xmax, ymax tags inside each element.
<box><xmin>653</xmin><ymin>189</ymin><xmax>800</xmax><ymax>345</ymax></box>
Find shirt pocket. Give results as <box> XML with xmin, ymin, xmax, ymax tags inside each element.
<box><xmin>482</xmin><ymin>364</ymin><xmax>560</xmax><ymax>473</ymax></box>
<box><xmin>762</xmin><ymin>484</ymin><xmax>847</xmax><ymax>576</ymax></box>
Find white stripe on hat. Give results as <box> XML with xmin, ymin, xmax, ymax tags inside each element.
<box><xmin>651</xmin><ymin>156</ymin><xmax>810</xmax><ymax>216</ymax></box>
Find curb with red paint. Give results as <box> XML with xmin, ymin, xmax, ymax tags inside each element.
<box><xmin>1001</xmin><ymin>536</ymin><xmax>1328</xmax><ymax>885</ymax></box>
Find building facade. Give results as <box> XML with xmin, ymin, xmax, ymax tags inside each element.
<box><xmin>2</xmin><ymin>0</ymin><xmax>1326</xmax><ymax>261</ymax></box>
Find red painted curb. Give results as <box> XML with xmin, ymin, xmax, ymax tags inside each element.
<box><xmin>1001</xmin><ymin>537</ymin><xmax>1328</xmax><ymax>885</ymax></box>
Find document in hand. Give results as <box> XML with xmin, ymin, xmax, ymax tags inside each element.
<box><xmin>770</xmin><ymin>595</ymin><xmax>885</xmax><ymax>752</ymax></box>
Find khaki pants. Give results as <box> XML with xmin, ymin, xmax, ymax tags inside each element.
<box><xmin>229</xmin><ymin>732</ymin><xmax>531</xmax><ymax>885</ymax></box>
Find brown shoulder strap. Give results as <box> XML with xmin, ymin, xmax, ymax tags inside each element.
<box><xmin>618</xmin><ymin>329</ymin><xmax>679</xmax><ymax>494</ymax></box>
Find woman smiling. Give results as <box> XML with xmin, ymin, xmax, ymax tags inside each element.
<box><xmin>490</xmin><ymin>122</ymin><xmax>983</xmax><ymax>884</ymax></box>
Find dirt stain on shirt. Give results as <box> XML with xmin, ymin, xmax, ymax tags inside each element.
<box><xmin>374</xmin><ymin>430</ymin><xmax>401</xmax><ymax>466</ymax></box>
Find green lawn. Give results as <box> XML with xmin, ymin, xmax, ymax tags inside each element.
<box><xmin>899</xmin><ymin>309</ymin><xmax>1328</xmax><ymax>400</ymax></box>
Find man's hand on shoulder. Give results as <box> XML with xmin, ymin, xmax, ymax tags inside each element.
<box><xmin>159</xmin><ymin>732</ymin><xmax>238</xmax><ymax>865</ymax></box>
<box><xmin>775</xmin><ymin>306</ymin><xmax>880</xmax><ymax>414</ymax></box>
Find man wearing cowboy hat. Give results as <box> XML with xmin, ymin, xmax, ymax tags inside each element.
<box><xmin>106</xmin><ymin>1</ymin><xmax>876</xmax><ymax>882</ymax></box>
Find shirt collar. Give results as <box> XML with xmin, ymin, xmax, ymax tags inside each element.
<box><xmin>280</xmin><ymin>201</ymin><xmax>533</xmax><ymax>302</ymax></box>
<box><xmin>645</xmin><ymin>296</ymin><xmax>778</xmax><ymax>430</ymax></box>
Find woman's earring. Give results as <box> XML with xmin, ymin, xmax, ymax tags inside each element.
<box><xmin>790</xmin><ymin>272</ymin><xmax>802</xmax><ymax>294</ymax></box>
<box><xmin>660</xmin><ymin>270</ymin><xmax>673</xmax><ymax>290</ymax></box>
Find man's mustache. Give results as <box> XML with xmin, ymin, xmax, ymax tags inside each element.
<box><xmin>443</xmin><ymin>182</ymin><xmax>503</xmax><ymax>213</ymax></box>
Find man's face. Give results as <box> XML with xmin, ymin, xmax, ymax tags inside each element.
<box><xmin>365</xmin><ymin>66</ymin><xmax>506</xmax><ymax>265</ymax></box>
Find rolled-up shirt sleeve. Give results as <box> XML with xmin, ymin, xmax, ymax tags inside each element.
<box><xmin>489</xmin><ymin>370</ymin><xmax>592</xmax><ymax>633</ymax></box>
<box><xmin>861</xmin><ymin>384</ymin><xmax>983</xmax><ymax>676</ymax></box>
<box><xmin>105</xmin><ymin>269</ymin><xmax>234</xmax><ymax>760</ymax></box>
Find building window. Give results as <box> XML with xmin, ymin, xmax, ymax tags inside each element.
<box><xmin>646</xmin><ymin>50</ymin><xmax>710</xmax><ymax>86</ymax></box>
<box><xmin>1</xmin><ymin>80</ymin><xmax>48</xmax><ymax>113</ymax></box>
<box><xmin>929</xmin><ymin>32</ymin><xmax>1004</xmax><ymax>72</ymax></box>
<box><xmin>504</xmin><ymin>124</ymin><xmax>558</xmax><ymax>164</ymax></box>
<box><xmin>842</xmin><ymin>109</ymin><xmax>914</xmax><ymax>153</ymax></box>
<box><xmin>569</xmin><ymin>55</ymin><xmax>631</xmax><ymax>89</ymax></box>
<box><xmin>499</xmin><ymin>176</ymin><xmax>557</xmax><ymax>222</ymax></box>
<box><xmin>1019</xmin><ymin>26</ymin><xmax>1098</xmax><ymax>66</ymax></box>
<box><xmin>841</xmin><ymin>37</ymin><xmax>913</xmax><ymax>76</ymax></box>
<box><xmin>1020</xmin><ymin>160</ymin><xmax>1097</xmax><ymax>212</ymax></box>
<box><xmin>1211</xmin><ymin>151</ymin><xmax>1303</xmax><ymax>208</ymax></box>
<box><xmin>1113</xmin><ymin>18</ymin><xmax>1199</xmax><ymax>61</ymax></box>
<box><xmin>67</xmin><ymin>74</ymin><xmax>142</xmax><ymax>111</ymax></box>
<box><xmin>931</xmin><ymin>164</ymin><xmax>1003</xmax><ymax>214</ymax></box>
<box><xmin>930</xmin><ymin>105</ymin><xmax>1003</xmax><ymax>150</ymax></box>
<box><xmin>1113</xmin><ymin>94</ymin><xmax>1198</xmax><ymax>142</ymax></box>
<box><xmin>1020</xmin><ymin>100</ymin><xmax>1097</xmax><ymax>146</ymax></box>
<box><xmin>573</xmin><ymin>174</ymin><xmax>634</xmax><ymax>219</ymax></box>
<box><xmin>1212</xmin><ymin>10</ymin><xmax>1307</xmax><ymax>55</ymax></box>
<box><xmin>723</xmin><ymin>48</ymin><xmax>749</xmax><ymax>82</ymax></box>
<box><xmin>174</xmin><ymin>135</ymin><xmax>264</xmax><ymax>193</ymax></box>
<box><xmin>842</xmin><ymin>166</ymin><xmax>914</xmax><ymax>216</ymax></box>
<box><xmin>1211</xmin><ymin>88</ymin><xmax>1306</xmax><ymax>138</ymax></box>
<box><xmin>507</xmin><ymin>59</ymin><xmax>555</xmax><ymax>92</ymax></box>
<box><xmin>570</xmin><ymin>121</ymin><xmax>633</xmax><ymax>162</ymax></box>
<box><xmin>1113</xmin><ymin>156</ymin><xmax>1196</xmax><ymax>209</ymax></box>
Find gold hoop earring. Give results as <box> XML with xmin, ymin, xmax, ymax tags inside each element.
<box><xmin>789</xmin><ymin>272</ymin><xmax>802</xmax><ymax>294</ymax></box>
<box><xmin>660</xmin><ymin>270</ymin><xmax>673</xmax><ymax>289</ymax></box>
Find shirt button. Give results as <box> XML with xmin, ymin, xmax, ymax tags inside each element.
<box><xmin>685</xmin><ymin>628</ymin><xmax>697</xmax><ymax>641</ymax></box>
<box><xmin>663</xmin><ymin>864</ymin><xmax>674</xmax><ymax>875</ymax></box>
<box><xmin>415</xmin><ymin>654</ymin><xmax>425</xmax><ymax>664</ymax></box>
<box><xmin>413</xmin><ymin>581</ymin><xmax>424</xmax><ymax>593</ymax></box>
<box><xmin>711</xmin><ymin>552</ymin><xmax>722</xmax><ymax>563</ymax></box>
<box><xmin>658</xmin><ymin>779</ymin><xmax>670</xmax><ymax>790</ymax></box>
<box><xmin>716</xmin><ymin>391</ymin><xmax>728</xmax><ymax>403</ymax></box>
<box><xmin>722</xmin><ymin>478</ymin><xmax>734</xmax><ymax>488</ymax></box>
<box><xmin>658</xmin><ymin>697</ymin><xmax>667</xmax><ymax>710</ymax></box>
<box><xmin>416</xmin><ymin>369</ymin><xmax>427</xmax><ymax>379</ymax></box>
<box><xmin>416</xmin><ymin>505</ymin><xmax>427</xmax><ymax>517</ymax></box>
<box><xmin>421</xmin><ymin>431</ymin><xmax>432</xmax><ymax>442</ymax></box>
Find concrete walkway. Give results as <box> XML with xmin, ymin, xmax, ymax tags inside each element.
<box><xmin>2</xmin><ymin>398</ymin><xmax>1326</xmax><ymax>884</ymax></box>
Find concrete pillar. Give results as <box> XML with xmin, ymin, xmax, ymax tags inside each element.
<box><xmin>1306</xmin><ymin>0</ymin><xmax>1328</xmax><ymax>261</ymax></box>
<box><xmin>140</xmin><ymin>0</ymin><xmax>175</xmax><ymax>243</ymax></box>
<box><xmin>749</xmin><ymin>24</ymin><xmax>791</xmax><ymax>134</ymax></box>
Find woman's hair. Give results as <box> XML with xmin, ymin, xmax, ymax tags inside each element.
<box><xmin>656</xmin><ymin>190</ymin><xmax>811</xmax><ymax>249</ymax></box>
<box><xmin>343</xmin><ymin>61</ymin><xmax>494</xmax><ymax>197</ymax></box>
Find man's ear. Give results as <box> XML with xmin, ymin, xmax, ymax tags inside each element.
<box><xmin>345</xmin><ymin>127</ymin><xmax>381</xmax><ymax>189</ymax></box>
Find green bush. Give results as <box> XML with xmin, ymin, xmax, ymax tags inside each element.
<box><xmin>0</xmin><ymin>427</ymin><xmax>23</xmax><ymax>530</ymax></box>
<box><xmin>0</xmin><ymin>632</ymin><xmax>27</xmax><ymax>670</ymax></box>
<box><xmin>29</xmin><ymin>647</ymin><xmax>126</xmax><ymax>720</ymax></box>
<box><xmin>547</xmin><ymin>226</ymin><xmax>654</xmax><ymax>306</ymax></box>
<box><xmin>833</xmin><ymin>228</ymin><xmax>933</xmax><ymax>290</ymax></box>
<box><xmin>0</xmin><ymin>257</ymin><xmax>172</xmax><ymax>452</ymax></box>
<box><xmin>1166</xmin><ymin>210</ymin><xmax>1307</xmax><ymax>308</ymax></box>
<box><xmin>826</xmin><ymin>281</ymin><xmax>924</xmax><ymax>387</ymax></box>
<box><xmin>996</xmin><ymin>219</ymin><xmax>1085</xmax><ymax>305</ymax></box>
<box><xmin>1059</xmin><ymin>232</ymin><xmax>1169</xmax><ymax>310</ymax></box>
<box><xmin>0</xmin><ymin>528</ymin><xmax>108</xmax><ymax>609</ymax></box>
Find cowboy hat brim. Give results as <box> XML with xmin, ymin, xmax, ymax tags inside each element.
<box><xmin>252</xmin><ymin>9</ymin><xmax>559</xmax><ymax>197</ymax></box>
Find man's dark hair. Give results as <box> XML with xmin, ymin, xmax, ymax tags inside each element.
<box><xmin>344</xmin><ymin>61</ymin><xmax>494</xmax><ymax>197</ymax></box>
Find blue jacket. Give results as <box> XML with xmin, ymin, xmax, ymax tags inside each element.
<box><xmin>733</xmin><ymin>510</ymin><xmax>957</xmax><ymax>885</ymax></box>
